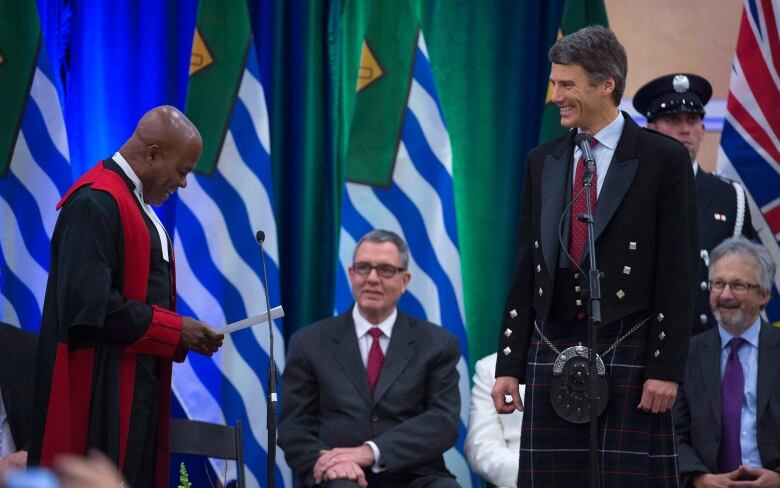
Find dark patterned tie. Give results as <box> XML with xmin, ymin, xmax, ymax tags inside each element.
<box><xmin>366</xmin><ymin>328</ymin><xmax>384</xmax><ymax>392</ymax></box>
<box><xmin>718</xmin><ymin>337</ymin><xmax>745</xmax><ymax>472</ymax></box>
<box><xmin>569</xmin><ymin>137</ymin><xmax>598</xmax><ymax>267</ymax></box>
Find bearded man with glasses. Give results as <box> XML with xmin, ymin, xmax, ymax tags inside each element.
<box><xmin>674</xmin><ymin>237</ymin><xmax>780</xmax><ymax>487</ymax></box>
<box><xmin>279</xmin><ymin>229</ymin><xmax>461</xmax><ymax>488</ymax></box>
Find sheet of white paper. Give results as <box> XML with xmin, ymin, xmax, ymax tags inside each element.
<box><xmin>220</xmin><ymin>305</ymin><xmax>285</xmax><ymax>334</ymax></box>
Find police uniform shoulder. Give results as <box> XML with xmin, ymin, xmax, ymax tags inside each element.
<box><xmin>698</xmin><ymin>169</ymin><xmax>743</xmax><ymax>187</ymax></box>
<box><xmin>710</xmin><ymin>172</ymin><xmax>743</xmax><ymax>187</ymax></box>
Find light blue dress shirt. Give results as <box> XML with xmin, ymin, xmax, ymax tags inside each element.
<box><xmin>572</xmin><ymin>110</ymin><xmax>624</xmax><ymax>198</ymax></box>
<box><xmin>718</xmin><ymin>318</ymin><xmax>761</xmax><ymax>467</ymax></box>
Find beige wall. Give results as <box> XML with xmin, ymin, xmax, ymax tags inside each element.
<box><xmin>606</xmin><ymin>0</ymin><xmax>743</xmax><ymax>171</ymax></box>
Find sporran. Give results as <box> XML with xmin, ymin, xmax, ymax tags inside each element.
<box><xmin>534</xmin><ymin>316</ymin><xmax>651</xmax><ymax>424</ymax></box>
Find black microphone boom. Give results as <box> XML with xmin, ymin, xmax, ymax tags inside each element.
<box><xmin>574</xmin><ymin>132</ymin><xmax>596</xmax><ymax>179</ymax></box>
<box><xmin>574</xmin><ymin>130</ymin><xmax>603</xmax><ymax>488</ymax></box>
<box><xmin>255</xmin><ymin>229</ymin><xmax>277</xmax><ymax>488</ymax></box>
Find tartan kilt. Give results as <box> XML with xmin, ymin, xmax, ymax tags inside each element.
<box><xmin>518</xmin><ymin>314</ymin><xmax>679</xmax><ymax>487</ymax></box>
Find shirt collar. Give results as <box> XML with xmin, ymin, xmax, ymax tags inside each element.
<box><xmin>718</xmin><ymin>315</ymin><xmax>761</xmax><ymax>349</ymax></box>
<box><xmin>583</xmin><ymin>110</ymin><xmax>623</xmax><ymax>151</ymax></box>
<box><xmin>692</xmin><ymin>162</ymin><xmax>699</xmax><ymax>175</ymax></box>
<box><xmin>113</xmin><ymin>151</ymin><xmax>144</xmax><ymax>200</ymax></box>
<box><xmin>353</xmin><ymin>305</ymin><xmax>397</xmax><ymax>339</ymax></box>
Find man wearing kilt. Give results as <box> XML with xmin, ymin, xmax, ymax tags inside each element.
<box><xmin>492</xmin><ymin>26</ymin><xmax>698</xmax><ymax>487</ymax></box>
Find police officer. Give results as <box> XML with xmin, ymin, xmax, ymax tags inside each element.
<box><xmin>634</xmin><ymin>73</ymin><xmax>757</xmax><ymax>335</ymax></box>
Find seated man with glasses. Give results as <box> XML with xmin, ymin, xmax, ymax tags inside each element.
<box><xmin>279</xmin><ymin>229</ymin><xmax>461</xmax><ymax>488</ymax></box>
<box><xmin>673</xmin><ymin>237</ymin><xmax>780</xmax><ymax>487</ymax></box>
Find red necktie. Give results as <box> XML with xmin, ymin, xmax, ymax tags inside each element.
<box><xmin>569</xmin><ymin>138</ymin><xmax>598</xmax><ymax>267</ymax></box>
<box><xmin>366</xmin><ymin>328</ymin><xmax>384</xmax><ymax>392</ymax></box>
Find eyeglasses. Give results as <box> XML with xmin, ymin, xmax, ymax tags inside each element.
<box><xmin>709</xmin><ymin>280</ymin><xmax>760</xmax><ymax>293</ymax></box>
<box><xmin>352</xmin><ymin>262</ymin><xmax>406</xmax><ymax>278</ymax></box>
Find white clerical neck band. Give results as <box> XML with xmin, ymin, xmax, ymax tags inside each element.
<box><xmin>112</xmin><ymin>152</ymin><xmax>170</xmax><ymax>262</ymax></box>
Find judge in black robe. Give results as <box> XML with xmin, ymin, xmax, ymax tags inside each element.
<box><xmin>29</xmin><ymin>106</ymin><xmax>222</xmax><ymax>488</ymax></box>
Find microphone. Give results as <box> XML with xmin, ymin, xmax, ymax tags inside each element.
<box><xmin>574</xmin><ymin>132</ymin><xmax>596</xmax><ymax>182</ymax></box>
<box><xmin>255</xmin><ymin>230</ymin><xmax>277</xmax><ymax>488</ymax></box>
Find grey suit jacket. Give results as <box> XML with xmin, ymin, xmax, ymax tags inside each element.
<box><xmin>278</xmin><ymin>308</ymin><xmax>461</xmax><ymax>483</ymax></box>
<box><xmin>674</xmin><ymin>321</ymin><xmax>780</xmax><ymax>485</ymax></box>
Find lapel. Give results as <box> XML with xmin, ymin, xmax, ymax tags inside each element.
<box><xmin>756</xmin><ymin>321</ymin><xmax>780</xmax><ymax>419</ymax></box>
<box><xmin>540</xmin><ymin>130</ymin><xmax>575</xmax><ymax>274</ymax></box>
<box><xmin>583</xmin><ymin>114</ymin><xmax>640</xmax><ymax>262</ymax></box>
<box><xmin>699</xmin><ymin>330</ymin><xmax>723</xmax><ymax>426</ymax></box>
<box><xmin>372</xmin><ymin>311</ymin><xmax>415</xmax><ymax>405</ymax></box>
<box><xmin>331</xmin><ymin>311</ymin><xmax>373</xmax><ymax>404</ymax></box>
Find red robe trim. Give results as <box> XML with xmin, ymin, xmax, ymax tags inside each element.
<box><xmin>40</xmin><ymin>162</ymin><xmax>183</xmax><ymax>487</ymax></box>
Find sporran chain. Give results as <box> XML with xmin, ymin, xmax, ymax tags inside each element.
<box><xmin>533</xmin><ymin>315</ymin><xmax>652</xmax><ymax>358</ymax></box>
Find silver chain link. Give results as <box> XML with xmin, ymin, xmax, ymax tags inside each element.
<box><xmin>533</xmin><ymin>315</ymin><xmax>652</xmax><ymax>359</ymax></box>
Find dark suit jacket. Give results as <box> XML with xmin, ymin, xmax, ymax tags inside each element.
<box><xmin>497</xmin><ymin>113</ymin><xmax>698</xmax><ymax>383</ymax></box>
<box><xmin>691</xmin><ymin>170</ymin><xmax>756</xmax><ymax>335</ymax></box>
<box><xmin>674</xmin><ymin>321</ymin><xmax>780</xmax><ymax>485</ymax></box>
<box><xmin>0</xmin><ymin>323</ymin><xmax>37</xmax><ymax>451</ymax></box>
<box><xmin>278</xmin><ymin>309</ymin><xmax>460</xmax><ymax>484</ymax></box>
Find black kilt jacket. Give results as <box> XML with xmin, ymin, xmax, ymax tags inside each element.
<box><xmin>691</xmin><ymin>170</ymin><xmax>756</xmax><ymax>336</ymax></box>
<box><xmin>496</xmin><ymin>113</ymin><xmax>699</xmax><ymax>487</ymax></box>
<box><xmin>496</xmin><ymin>114</ymin><xmax>698</xmax><ymax>384</ymax></box>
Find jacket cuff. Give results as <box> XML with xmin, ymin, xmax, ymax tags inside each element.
<box><xmin>124</xmin><ymin>305</ymin><xmax>182</xmax><ymax>358</ymax></box>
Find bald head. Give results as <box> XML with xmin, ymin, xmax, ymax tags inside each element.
<box><xmin>120</xmin><ymin>105</ymin><xmax>202</xmax><ymax>206</ymax></box>
<box><xmin>134</xmin><ymin>105</ymin><xmax>200</xmax><ymax>149</ymax></box>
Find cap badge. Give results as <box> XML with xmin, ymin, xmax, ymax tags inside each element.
<box><xmin>673</xmin><ymin>74</ymin><xmax>690</xmax><ymax>93</ymax></box>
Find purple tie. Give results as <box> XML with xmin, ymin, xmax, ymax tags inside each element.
<box><xmin>719</xmin><ymin>337</ymin><xmax>745</xmax><ymax>472</ymax></box>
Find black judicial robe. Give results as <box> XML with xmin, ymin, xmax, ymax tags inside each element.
<box><xmin>29</xmin><ymin>160</ymin><xmax>185</xmax><ymax>488</ymax></box>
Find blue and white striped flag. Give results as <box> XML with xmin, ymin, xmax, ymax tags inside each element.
<box><xmin>336</xmin><ymin>34</ymin><xmax>475</xmax><ymax>487</ymax></box>
<box><xmin>0</xmin><ymin>44</ymin><xmax>71</xmax><ymax>332</ymax></box>
<box><xmin>173</xmin><ymin>43</ymin><xmax>291</xmax><ymax>487</ymax></box>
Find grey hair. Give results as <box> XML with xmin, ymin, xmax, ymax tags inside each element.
<box><xmin>548</xmin><ymin>25</ymin><xmax>627</xmax><ymax>106</ymax></box>
<box><xmin>709</xmin><ymin>237</ymin><xmax>776</xmax><ymax>294</ymax></box>
<box><xmin>353</xmin><ymin>229</ymin><xmax>410</xmax><ymax>270</ymax></box>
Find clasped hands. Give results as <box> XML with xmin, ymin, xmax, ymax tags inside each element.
<box><xmin>693</xmin><ymin>466</ymin><xmax>780</xmax><ymax>487</ymax></box>
<box><xmin>313</xmin><ymin>445</ymin><xmax>375</xmax><ymax>488</ymax></box>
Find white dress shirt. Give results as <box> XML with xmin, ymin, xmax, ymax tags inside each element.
<box><xmin>352</xmin><ymin>306</ymin><xmax>397</xmax><ymax>472</ymax></box>
<box><xmin>718</xmin><ymin>318</ymin><xmax>761</xmax><ymax>467</ymax></box>
<box><xmin>352</xmin><ymin>306</ymin><xmax>395</xmax><ymax>365</ymax></box>
<box><xmin>572</xmin><ymin>111</ymin><xmax>625</xmax><ymax>198</ymax></box>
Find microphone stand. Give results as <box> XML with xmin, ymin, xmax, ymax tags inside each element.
<box><xmin>256</xmin><ymin>231</ymin><xmax>277</xmax><ymax>488</ymax></box>
<box><xmin>578</xmin><ymin>140</ymin><xmax>603</xmax><ymax>488</ymax></box>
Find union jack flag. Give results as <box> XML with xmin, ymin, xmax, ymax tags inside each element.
<box><xmin>718</xmin><ymin>0</ymin><xmax>780</xmax><ymax>324</ymax></box>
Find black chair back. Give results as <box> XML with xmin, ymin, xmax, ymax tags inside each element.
<box><xmin>170</xmin><ymin>418</ymin><xmax>245</xmax><ymax>488</ymax></box>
